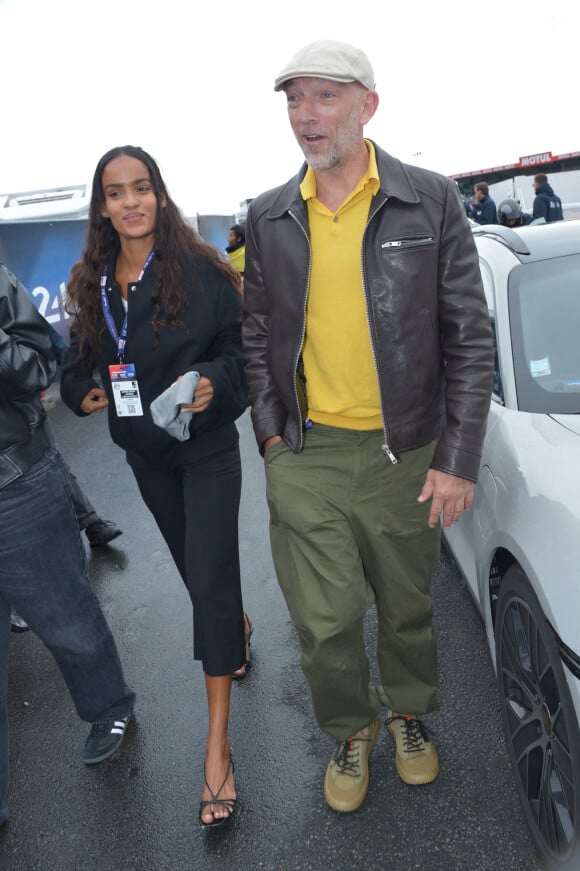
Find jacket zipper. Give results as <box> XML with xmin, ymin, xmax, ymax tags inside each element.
<box><xmin>381</xmin><ymin>236</ymin><xmax>434</xmax><ymax>249</ymax></box>
<box><xmin>363</xmin><ymin>196</ymin><xmax>398</xmax><ymax>463</ymax></box>
<box><xmin>288</xmin><ymin>208</ymin><xmax>312</xmax><ymax>452</ymax></box>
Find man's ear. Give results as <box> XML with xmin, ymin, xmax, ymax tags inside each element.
<box><xmin>361</xmin><ymin>89</ymin><xmax>379</xmax><ymax>125</ymax></box>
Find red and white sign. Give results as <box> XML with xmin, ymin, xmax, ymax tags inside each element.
<box><xmin>517</xmin><ymin>152</ymin><xmax>554</xmax><ymax>168</ymax></box>
<box><xmin>450</xmin><ymin>150</ymin><xmax>580</xmax><ymax>180</ymax></box>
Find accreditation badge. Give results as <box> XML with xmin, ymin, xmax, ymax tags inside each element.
<box><xmin>109</xmin><ymin>363</ymin><xmax>144</xmax><ymax>417</ymax></box>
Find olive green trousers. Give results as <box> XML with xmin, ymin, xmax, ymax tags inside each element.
<box><xmin>265</xmin><ymin>425</ymin><xmax>440</xmax><ymax>741</ymax></box>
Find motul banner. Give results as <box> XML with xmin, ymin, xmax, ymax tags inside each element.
<box><xmin>517</xmin><ymin>152</ymin><xmax>554</xmax><ymax>168</ymax></box>
<box><xmin>451</xmin><ymin>150</ymin><xmax>580</xmax><ymax>180</ymax></box>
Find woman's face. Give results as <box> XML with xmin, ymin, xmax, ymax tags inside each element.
<box><xmin>100</xmin><ymin>155</ymin><xmax>165</xmax><ymax>244</ymax></box>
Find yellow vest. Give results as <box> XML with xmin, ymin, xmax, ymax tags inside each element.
<box><xmin>227</xmin><ymin>245</ymin><xmax>245</xmax><ymax>274</ymax></box>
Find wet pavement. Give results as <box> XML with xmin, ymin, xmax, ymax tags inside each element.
<box><xmin>1</xmin><ymin>392</ymin><xmax>543</xmax><ymax>871</ymax></box>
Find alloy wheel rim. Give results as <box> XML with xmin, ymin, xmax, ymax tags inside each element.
<box><xmin>498</xmin><ymin>596</ymin><xmax>576</xmax><ymax>859</ymax></box>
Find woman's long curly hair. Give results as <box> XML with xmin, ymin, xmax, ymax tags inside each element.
<box><xmin>65</xmin><ymin>145</ymin><xmax>240</xmax><ymax>354</ymax></box>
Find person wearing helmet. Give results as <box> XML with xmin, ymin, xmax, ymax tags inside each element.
<box><xmin>497</xmin><ymin>198</ymin><xmax>533</xmax><ymax>227</ymax></box>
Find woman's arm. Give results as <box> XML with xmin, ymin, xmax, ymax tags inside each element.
<box><xmin>59</xmin><ymin>327</ymin><xmax>103</xmax><ymax>416</ymax></box>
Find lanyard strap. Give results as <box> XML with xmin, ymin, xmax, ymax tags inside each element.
<box><xmin>100</xmin><ymin>249</ymin><xmax>155</xmax><ymax>361</ymax></box>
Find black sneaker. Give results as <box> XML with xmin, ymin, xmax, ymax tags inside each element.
<box><xmin>83</xmin><ymin>715</ymin><xmax>132</xmax><ymax>764</ymax></box>
<box><xmin>85</xmin><ymin>519</ymin><xmax>123</xmax><ymax>547</ymax></box>
<box><xmin>10</xmin><ymin>609</ymin><xmax>30</xmax><ymax>633</ymax></box>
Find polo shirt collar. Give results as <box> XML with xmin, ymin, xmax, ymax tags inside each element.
<box><xmin>299</xmin><ymin>140</ymin><xmax>380</xmax><ymax>203</ymax></box>
<box><xmin>267</xmin><ymin>140</ymin><xmax>420</xmax><ymax>219</ymax></box>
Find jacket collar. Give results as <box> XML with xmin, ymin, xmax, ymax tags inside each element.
<box><xmin>267</xmin><ymin>139</ymin><xmax>421</xmax><ymax>219</ymax></box>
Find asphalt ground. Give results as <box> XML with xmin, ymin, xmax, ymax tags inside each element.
<box><xmin>0</xmin><ymin>389</ymin><xmax>543</xmax><ymax>871</ymax></box>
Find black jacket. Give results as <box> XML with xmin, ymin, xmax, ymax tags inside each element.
<box><xmin>0</xmin><ymin>264</ymin><xmax>56</xmax><ymax>487</ymax></box>
<box><xmin>468</xmin><ymin>194</ymin><xmax>498</xmax><ymax>225</ymax></box>
<box><xmin>242</xmin><ymin>142</ymin><xmax>494</xmax><ymax>482</ymax></box>
<box><xmin>60</xmin><ymin>256</ymin><xmax>248</xmax><ymax>469</ymax></box>
<box><xmin>532</xmin><ymin>183</ymin><xmax>563</xmax><ymax>222</ymax></box>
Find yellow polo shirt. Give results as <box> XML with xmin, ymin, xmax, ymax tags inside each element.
<box><xmin>300</xmin><ymin>140</ymin><xmax>382</xmax><ymax>430</ymax></box>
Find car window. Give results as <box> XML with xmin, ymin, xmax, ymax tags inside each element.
<box><xmin>508</xmin><ymin>253</ymin><xmax>580</xmax><ymax>413</ymax></box>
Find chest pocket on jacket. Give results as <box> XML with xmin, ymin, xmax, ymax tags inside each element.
<box><xmin>381</xmin><ymin>235</ymin><xmax>435</xmax><ymax>251</ymax></box>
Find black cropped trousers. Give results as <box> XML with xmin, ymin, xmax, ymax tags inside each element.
<box><xmin>130</xmin><ymin>433</ymin><xmax>245</xmax><ymax>677</ymax></box>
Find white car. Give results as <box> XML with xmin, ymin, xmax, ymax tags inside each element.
<box><xmin>444</xmin><ymin>220</ymin><xmax>580</xmax><ymax>869</ymax></box>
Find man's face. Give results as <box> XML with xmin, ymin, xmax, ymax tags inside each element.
<box><xmin>474</xmin><ymin>188</ymin><xmax>485</xmax><ymax>202</ymax></box>
<box><xmin>227</xmin><ymin>229</ymin><xmax>238</xmax><ymax>246</ymax></box>
<box><xmin>284</xmin><ymin>77</ymin><xmax>372</xmax><ymax>171</ymax></box>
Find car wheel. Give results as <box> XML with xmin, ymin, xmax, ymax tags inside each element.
<box><xmin>495</xmin><ymin>565</ymin><xmax>580</xmax><ymax>867</ymax></box>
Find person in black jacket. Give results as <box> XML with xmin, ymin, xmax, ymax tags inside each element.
<box><xmin>532</xmin><ymin>173</ymin><xmax>563</xmax><ymax>222</ymax></box>
<box><xmin>60</xmin><ymin>146</ymin><xmax>250</xmax><ymax>828</ymax></box>
<box><xmin>0</xmin><ymin>263</ymin><xmax>135</xmax><ymax>827</ymax></box>
<box><xmin>467</xmin><ymin>181</ymin><xmax>498</xmax><ymax>224</ymax></box>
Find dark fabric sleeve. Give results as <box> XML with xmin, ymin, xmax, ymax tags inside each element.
<box><xmin>430</xmin><ymin>181</ymin><xmax>495</xmax><ymax>482</ymax></box>
<box><xmin>532</xmin><ymin>194</ymin><xmax>547</xmax><ymax>221</ymax></box>
<box><xmin>481</xmin><ymin>198</ymin><xmax>498</xmax><ymax>225</ymax></box>
<box><xmin>241</xmin><ymin>204</ymin><xmax>290</xmax><ymax>453</ymax></box>
<box><xmin>187</xmin><ymin>275</ymin><xmax>248</xmax><ymax>436</ymax></box>
<box><xmin>59</xmin><ymin>328</ymin><xmax>100</xmax><ymax>416</ymax></box>
<box><xmin>0</xmin><ymin>265</ymin><xmax>57</xmax><ymax>400</ymax></box>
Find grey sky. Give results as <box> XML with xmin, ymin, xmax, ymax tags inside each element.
<box><xmin>1</xmin><ymin>0</ymin><xmax>577</xmax><ymax>214</ymax></box>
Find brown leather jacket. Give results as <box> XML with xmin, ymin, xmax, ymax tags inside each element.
<box><xmin>241</xmin><ymin>142</ymin><xmax>494</xmax><ymax>482</ymax></box>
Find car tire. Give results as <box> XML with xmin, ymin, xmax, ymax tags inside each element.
<box><xmin>495</xmin><ymin>564</ymin><xmax>580</xmax><ymax>868</ymax></box>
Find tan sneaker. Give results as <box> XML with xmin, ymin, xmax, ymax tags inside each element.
<box><xmin>324</xmin><ymin>719</ymin><xmax>380</xmax><ymax>812</ymax></box>
<box><xmin>386</xmin><ymin>712</ymin><xmax>439</xmax><ymax>785</ymax></box>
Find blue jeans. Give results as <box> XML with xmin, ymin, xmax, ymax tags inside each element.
<box><xmin>0</xmin><ymin>449</ymin><xmax>135</xmax><ymax>824</ymax></box>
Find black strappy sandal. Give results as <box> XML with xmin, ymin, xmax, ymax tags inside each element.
<box><xmin>232</xmin><ymin>613</ymin><xmax>254</xmax><ymax>681</ymax></box>
<box><xmin>199</xmin><ymin>752</ymin><xmax>237</xmax><ymax>829</ymax></box>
